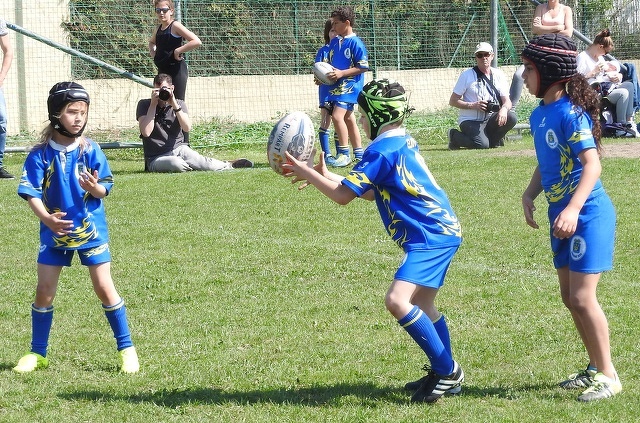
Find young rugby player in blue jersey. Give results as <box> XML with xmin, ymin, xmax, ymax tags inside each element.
<box><xmin>521</xmin><ymin>34</ymin><xmax>620</xmax><ymax>402</ymax></box>
<box><xmin>314</xmin><ymin>19</ymin><xmax>338</xmax><ymax>163</ymax></box>
<box><xmin>283</xmin><ymin>79</ymin><xmax>464</xmax><ymax>403</ymax></box>
<box><xmin>13</xmin><ymin>82</ymin><xmax>139</xmax><ymax>374</ymax></box>
<box><xmin>324</xmin><ymin>6</ymin><xmax>369</xmax><ymax>167</ymax></box>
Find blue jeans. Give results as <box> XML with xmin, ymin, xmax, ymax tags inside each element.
<box><xmin>0</xmin><ymin>87</ymin><xmax>7</xmax><ymax>166</ymax></box>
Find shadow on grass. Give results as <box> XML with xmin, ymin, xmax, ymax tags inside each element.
<box><xmin>58</xmin><ymin>382</ymin><xmax>557</xmax><ymax>407</ymax></box>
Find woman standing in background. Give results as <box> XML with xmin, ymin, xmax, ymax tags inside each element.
<box><xmin>149</xmin><ymin>0</ymin><xmax>201</xmax><ymax>101</ymax></box>
<box><xmin>510</xmin><ymin>0</ymin><xmax>574</xmax><ymax>108</ymax></box>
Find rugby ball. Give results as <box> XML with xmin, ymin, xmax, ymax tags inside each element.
<box><xmin>313</xmin><ymin>61</ymin><xmax>334</xmax><ymax>85</ymax></box>
<box><xmin>267</xmin><ymin>112</ymin><xmax>315</xmax><ymax>175</ymax></box>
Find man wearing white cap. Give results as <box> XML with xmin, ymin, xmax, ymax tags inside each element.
<box><xmin>447</xmin><ymin>42</ymin><xmax>517</xmax><ymax>149</ymax></box>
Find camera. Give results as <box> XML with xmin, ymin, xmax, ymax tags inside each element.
<box><xmin>486</xmin><ymin>101</ymin><xmax>501</xmax><ymax>113</ymax></box>
<box><xmin>158</xmin><ymin>86</ymin><xmax>172</xmax><ymax>101</ymax></box>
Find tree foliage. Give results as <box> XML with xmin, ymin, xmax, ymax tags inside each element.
<box><xmin>62</xmin><ymin>0</ymin><xmax>637</xmax><ymax>79</ymax></box>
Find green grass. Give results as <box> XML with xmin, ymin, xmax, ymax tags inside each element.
<box><xmin>1</xmin><ymin>115</ymin><xmax>638</xmax><ymax>422</ymax></box>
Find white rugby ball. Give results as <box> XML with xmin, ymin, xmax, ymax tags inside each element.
<box><xmin>313</xmin><ymin>61</ymin><xmax>334</xmax><ymax>85</ymax></box>
<box><xmin>267</xmin><ymin>112</ymin><xmax>315</xmax><ymax>175</ymax></box>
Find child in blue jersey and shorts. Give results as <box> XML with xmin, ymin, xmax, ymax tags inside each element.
<box><xmin>283</xmin><ymin>79</ymin><xmax>464</xmax><ymax>403</ymax></box>
<box><xmin>520</xmin><ymin>34</ymin><xmax>620</xmax><ymax>402</ymax></box>
<box><xmin>324</xmin><ymin>6</ymin><xmax>369</xmax><ymax>167</ymax></box>
<box><xmin>13</xmin><ymin>82</ymin><xmax>139</xmax><ymax>374</ymax></box>
<box><xmin>314</xmin><ymin>19</ymin><xmax>338</xmax><ymax>163</ymax></box>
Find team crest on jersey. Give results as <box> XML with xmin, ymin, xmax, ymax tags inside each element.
<box><xmin>570</xmin><ymin>235</ymin><xmax>586</xmax><ymax>261</ymax></box>
<box><xmin>344</xmin><ymin>48</ymin><xmax>351</xmax><ymax>59</ymax></box>
<box><xmin>545</xmin><ymin>129</ymin><xmax>559</xmax><ymax>149</ymax></box>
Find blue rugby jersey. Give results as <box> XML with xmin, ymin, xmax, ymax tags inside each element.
<box><xmin>342</xmin><ymin>128</ymin><xmax>461</xmax><ymax>251</ymax></box>
<box><xmin>327</xmin><ymin>34</ymin><xmax>369</xmax><ymax>104</ymax></box>
<box><xmin>530</xmin><ymin>95</ymin><xmax>604</xmax><ymax>205</ymax></box>
<box><xmin>18</xmin><ymin>138</ymin><xmax>113</xmax><ymax>249</ymax></box>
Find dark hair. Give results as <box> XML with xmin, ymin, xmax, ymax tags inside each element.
<box><xmin>154</xmin><ymin>73</ymin><xmax>173</xmax><ymax>86</ymax></box>
<box><xmin>331</xmin><ymin>6</ymin><xmax>355</xmax><ymax>27</ymax></box>
<box><xmin>323</xmin><ymin>19</ymin><xmax>332</xmax><ymax>44</ymax></box>
<box><xmin>593</xmin><ymin>28</ymin><xmax>614</xmax><ymax>50</ymax></box>
<box><xmin>566</xmin><ymin>75</ymin><xmax>603</xmax><ymax>152</ymax></box>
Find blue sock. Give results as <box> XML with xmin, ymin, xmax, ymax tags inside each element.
<box><xmin>31</xmin><ymin>304</ymin><xmax>54</xmax><ymax>357</ymax></box>
<box><xmin>587</xmin><ymin>363</ymin><xmax>597</xmax><ymax>372</ymax></box>
<box><xmin>319</xmin><ymin>127</ymin><xmax>333</xmax><ymax>157</ymax></box>
<box><xmin>103</xmin><ymin>299</ymin><xmax>133</xmax><ymax>351</ymax></box>
<box><xmin>398</xmin><ymin>305</ymin><xmax>453</xmax><ymax>375</ymax></box>
<box><xmin>337</xmin><ymin>145</ymin><xmax>350</xmax><ymax>157</ymax></box>
<box><xmin>433</xmin><ymin>314</ymin><xmax>452</xmax><ymax>358</ymax></box>
<box><xmin>353</xmin><ymin>147</ymin><xmax>363</xmax><ymax>160</ymax></box>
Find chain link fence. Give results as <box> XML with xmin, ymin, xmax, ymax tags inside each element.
<box><xmin>2</xmin><ymin>0</ymin><xmax>639</xmax><ymax>141</ymax></box>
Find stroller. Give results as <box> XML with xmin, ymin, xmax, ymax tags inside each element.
<box><xmin>591</xmin><ymin>81</ymin><xmax>638</xmax><ymax>138</ymax></box>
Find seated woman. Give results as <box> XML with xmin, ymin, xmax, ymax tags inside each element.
<box><xmin>577</xmin><ymin>29</ymin><xmax>639</xmax><ymax>137</ymax></box>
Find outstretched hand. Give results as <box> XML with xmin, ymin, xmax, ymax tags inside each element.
<box><xmin>282</xmin><ymin>149</ymin><xmax>322</xmax><ymax>190</ymax></box>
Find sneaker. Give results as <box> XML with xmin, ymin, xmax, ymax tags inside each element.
<box><xmin>405</xmin><ymin>375</ymin><xmax>462</xmax><ymax>395</ymax></box>
<box><xmin>577</xmin><ymin>373</ymin><xmax>622</xmax><ymax>402</ymax></box>
<box><xmin>119</xmin><ymin>346</ymin><xmax>140</xmax><ymax>374</ymax></box>
<box><xmin>13</xmin><ymin>352</ymin><xmax>49</xmax><ymax>373</ymax></box>
<box><xmin>0</xmin><ymin>167</ymin><xmax>15</xmax><ymax>179</ymax></box>
<box><xmin>231</xmin><ymin>158</ymin><xmax>253</xmax><ymax>168</ymax></box>
<box><xmin>324</xmin><ymin>154</ymin><xmax>337</xmax><ymax>166</ymax></box>
<box><xmin>626</xmin><ymin>123</ymin><xmax>640</xmax><ymax>138</ymax></box>
<box><xmin>559</xmin><ymin>367</ymin><xmax>597</xmax><ymax>389</ymax></box>
<box><xmin>331</xmin><ymin>153</ymin><xmax>351</xmax><ymax>167</ymax></box>
<box><xmin>410</xmin><ymin>361</ymin><xmax>464</xmax><ymax>403</ymax></box>
<box><xmin>447</xmin><ymin>129</ymin><xmax>459</xmax><ymax>150</ymax></box>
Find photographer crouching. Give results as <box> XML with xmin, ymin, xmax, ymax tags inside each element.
<box><xmin>447</xmin><ymin>42</ymin><xmax>517</xmax><ymax>149</ymax></box>
<box><xmin>136</xmin><ymin>73</ymin><xmax>252</xmax><ymax>172</ymax></box>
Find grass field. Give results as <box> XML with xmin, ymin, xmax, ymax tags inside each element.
<box><xmin>0</xmin><ymin>119</ymin><xmax>638</xmax><ymax>422</ymax></box>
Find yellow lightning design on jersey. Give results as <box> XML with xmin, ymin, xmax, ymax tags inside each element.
<box><xmin>545</xmin><ymin>128</ymin><xmax>589</xmax><ymax>203</ymax></box>
<box><xmin>396</xmin><ymin>155</ymin><xmax>461</xmax><ymax>240</ymax></box>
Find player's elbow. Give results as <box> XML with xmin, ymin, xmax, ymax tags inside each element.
<box><xmin>333</xmin><ymin>188</ymin><xmax>357</xmax><ymax>205</ymax></box>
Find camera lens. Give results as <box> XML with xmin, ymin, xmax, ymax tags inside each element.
<box><xmin>158</xmin><ymin>87</ymin><xmax>171</xmax><ymax>101</ymax></box>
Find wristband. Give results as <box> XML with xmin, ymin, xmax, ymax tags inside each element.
<box><xmin>173</xmin><ymin>107</ymin><xmax>182</xmax><ymax>113</ymax></box>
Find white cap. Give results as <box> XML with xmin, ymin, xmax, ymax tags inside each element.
<box><xmin>474</xmin><ymin>42</ymin><xmax>494</xmax><ymax>55</ymax></box>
